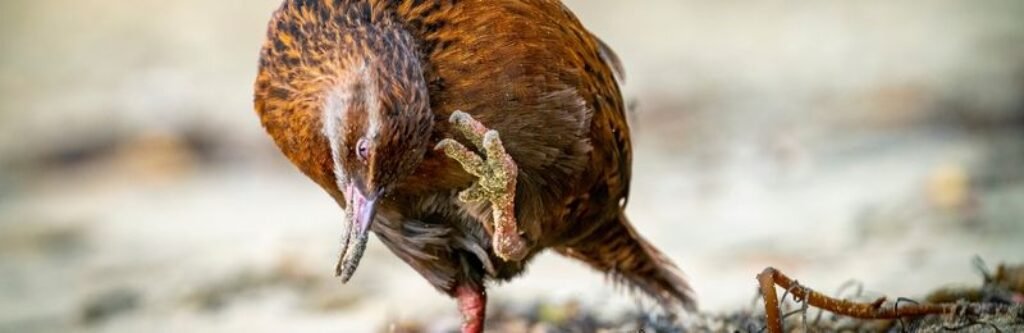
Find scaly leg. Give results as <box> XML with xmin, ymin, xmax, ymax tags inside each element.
<box><xmin>455</xmin><ymin>284</ymin><xmax>486</xmax><ymax>333</ymax></box>
<box><xmin>436</xmin><ymin>111</ymin><xmax>528</xmax><ymax>261</ymax></box>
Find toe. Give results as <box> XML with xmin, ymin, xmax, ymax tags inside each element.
<box><xmin>458</xmin><ymin>183</ymin><xmax>488</xmax><ymax>202</ymax></box>
<box><xmin>494</xmin><ymin>233</ymin><xmax>529</xmax><ymax>261</ymax></box>
<box><xmin>437</xmin><ymin>139</ymin><xmax>487</xmax><ymax>177</ymax></box>
<box><xmin>450</xmin><ymin>111</ymin><xmax>489</xmax><ymax>149</ymax></box>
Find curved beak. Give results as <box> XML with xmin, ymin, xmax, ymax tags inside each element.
<box><xmin>336</xmin><ymin>184</ymin><xmax>378</xmax><ymax>282</ymax></box>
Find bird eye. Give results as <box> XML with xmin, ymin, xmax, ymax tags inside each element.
<box><xmin>356</xmin><ymin>138</ymin><xmax>370</xmax><ymax>162</ymax></box>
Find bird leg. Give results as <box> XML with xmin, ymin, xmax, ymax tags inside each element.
<box><xmin>436</xmin><ymin>111</ymin><xmax>529</xmax><ymax>261</ymax></box>
<box><xmin>455</xmin><ymin>284</ymin><xmax>487</xmax><ymax>333</ymax></box>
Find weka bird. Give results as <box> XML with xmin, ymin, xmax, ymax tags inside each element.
<box><xmin>254</xmin><ymin>1</ymin><xmax>696</xmax><ymax>331</ymax></box>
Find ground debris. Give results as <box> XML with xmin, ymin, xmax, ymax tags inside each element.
<box><xmin>383</xmin><ymin>261</ymin><xmax>1024</xmax><ymax>332</ymax></box>
<box><xmin>754</xmin><ymin>260</ymin><xmax>1024</xmax><ymax>333</ymax></box>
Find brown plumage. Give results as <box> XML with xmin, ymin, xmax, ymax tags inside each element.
<box><xmin>254</xmin><ymin>1</ymin><xmax>696</xmax><ymax>331</ymax></box>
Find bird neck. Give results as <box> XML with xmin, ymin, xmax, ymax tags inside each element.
<box><xmin>321</xmin><ymin>23</ymin><xmax>433</xmax><ymax>188</ymax></box>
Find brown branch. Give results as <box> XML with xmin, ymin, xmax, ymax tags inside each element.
<box><xmin>757</xmin><ymin>267</ymin><xmax>784</xmax><ymax>332</ymax></box>
<box><xmin>757</xmin><ymin>267</ymin><xmax>1014</xmax><ymax>333</ymax></box>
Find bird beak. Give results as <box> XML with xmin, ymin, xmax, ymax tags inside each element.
<box><xmin>336</xmin><ymin>184</ymin><xmax>378</xmax><ymax>283</ymax></box>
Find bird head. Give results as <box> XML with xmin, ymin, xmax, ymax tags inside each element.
<box><xmin>254</xmin><ymin>1</ymin><xmax>433</xmax><ymax>283</ymax></box>
<box><xmin>324</xmin><ymin>56</ymin><xmax>433</xmax><ymax>282</ymax></box>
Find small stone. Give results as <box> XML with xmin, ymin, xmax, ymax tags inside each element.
<box><xmin>79</xmin><ymin>288</ymin><xmax>141</xmax><ymax>325</ymax></box>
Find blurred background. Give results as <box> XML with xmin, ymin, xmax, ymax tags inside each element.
<box><xmin>1</xmin><ymin>0</ymin><xmax>1022</xmax><ymax>332</ymax></box>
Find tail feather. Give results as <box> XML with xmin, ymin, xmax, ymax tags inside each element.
<box><xmin>557</xmin><ymin>214</ymin><xmax>697</xmax><ymax>311</ymax></box>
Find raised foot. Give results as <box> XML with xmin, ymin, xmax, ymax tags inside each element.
<box><xmin>436</xmin><ymin>110</ymin><xmax>529</xmax><ymax>261</ymax></box>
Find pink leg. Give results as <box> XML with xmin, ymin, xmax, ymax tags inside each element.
<box><xmin>455</xmin><ymin>284</ymin><xmax>487</xmax><ymax>333</ymax></box>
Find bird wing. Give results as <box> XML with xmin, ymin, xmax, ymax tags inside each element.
<box><xmin>585</xmin><ymin>31</ymin><xmax>633</xmax><ymax>208</ymax></box>
<box><xmin>594</xmin><ymin>35</ymin><xmax>626</xmax><ymax>86</ymax></box>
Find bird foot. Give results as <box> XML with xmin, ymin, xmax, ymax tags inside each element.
<box><xmin>436</xmin><ymin>111</ymin><xmax>529</xmax><ymax>262</ymax></box>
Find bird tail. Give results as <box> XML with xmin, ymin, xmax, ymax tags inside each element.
<box><xmin>557</xmin><ymin>213</ymin><xmax>697</xmax><ymax>311</ymax></box>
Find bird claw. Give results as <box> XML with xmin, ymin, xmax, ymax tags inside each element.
<box><xmin>436</xmin><ymin>111</ymin><xmax>529</xmax><ymax>262</ymax></box>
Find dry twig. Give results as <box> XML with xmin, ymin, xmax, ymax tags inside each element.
<box><xmin>757</xmin><ymin>267</ymin><xmax>1014</xmax><ymax>333</ymax></box>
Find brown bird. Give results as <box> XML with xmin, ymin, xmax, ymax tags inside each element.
<box><xmin>254</xmin><ymin>1</ymin><xmax>696</xmax><ymax>331</ymax></box>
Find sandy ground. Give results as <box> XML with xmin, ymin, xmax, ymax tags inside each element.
<box><xmin>1</xmin><ymin>1</ymin><xmax>1023</xmax><ymax>332</ymax></box>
